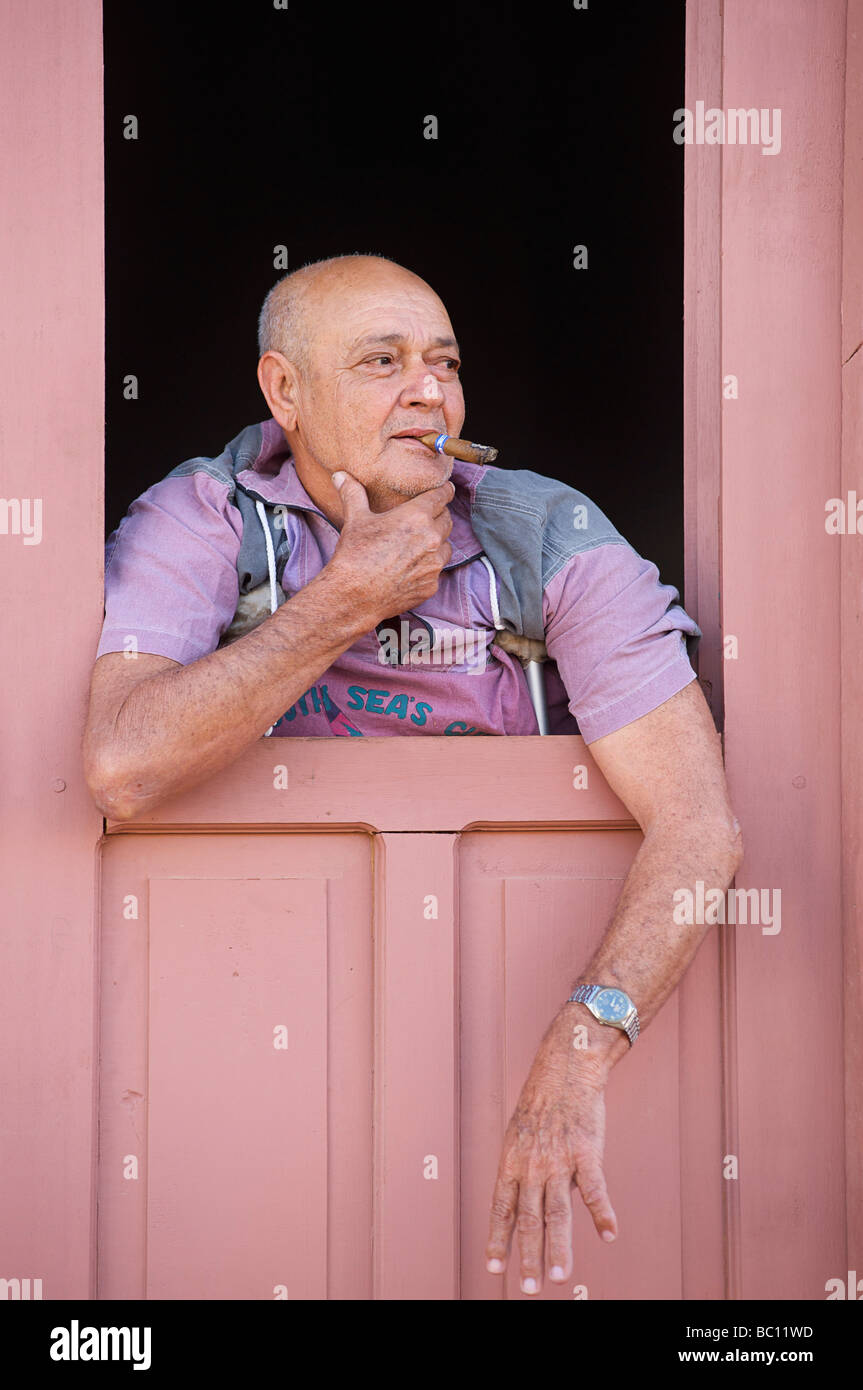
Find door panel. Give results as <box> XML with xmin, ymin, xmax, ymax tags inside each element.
<box><xmin>458</xmin><ymin>829</ymin><xmax>720</xmax><ymax>1300</ymax></box>
<box><xmin>97</xmin><ymin>833</ymin><xmax>373</xmax><ymax>1300</ymax></box>
<box><xmin>146</xmin><ymin>876</ymin><xmax>328</xmax><ymax>1299</ymax></box>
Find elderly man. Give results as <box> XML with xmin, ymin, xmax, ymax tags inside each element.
<box><xmin>83</xmin><ymin>253</ymin><xmax>743</xmax><ymax>1296</ymax></box>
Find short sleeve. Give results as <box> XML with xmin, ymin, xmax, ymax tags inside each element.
<box><xmin>542</xmin><ymin>540</ymin><xmax>702</xmax><ymax>744</ymax></box>
<box><xmin>96</xmin><ymin>472</ymin><xmax>243</xmax><ymax>664</ymax></box>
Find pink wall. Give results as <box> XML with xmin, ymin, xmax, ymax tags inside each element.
<box><xmin>0</xmin><ymin>0</ymin><xmax>859</xmax><ymax>1299</ymax></box>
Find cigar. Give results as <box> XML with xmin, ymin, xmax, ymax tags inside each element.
<box><xmin>419</xmin><ymin>432</ymin><xmax>498</xmax><ymax>465</ymax></box>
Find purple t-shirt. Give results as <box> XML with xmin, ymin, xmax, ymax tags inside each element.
<box><xmin>96</xmin><ymin>420</ymin><xmax>700</xmax><ymax>740</ymax></box>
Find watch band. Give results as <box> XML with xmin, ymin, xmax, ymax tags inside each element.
<box><xmin>567</xmin><ymin>984</ymin><xmax>640</xmax><ymax>1046</ymax></box>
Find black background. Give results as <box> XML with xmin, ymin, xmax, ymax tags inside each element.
<box><xmin>105</xmin><ymin>0</ymin><xmax>687</xmax><ymax>594</ymax></box>
<box><xmin>18</xmin><ymin>1298</ymin><xmax>851</xmax><ymax>1370</ymax></box>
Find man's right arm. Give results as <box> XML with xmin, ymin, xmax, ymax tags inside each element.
<box><xmin>83</xmin><ymin>471</ymin><xmax>455</xmax><ymax>822</ymax></box>
<box><xmin>82</xmin><ymin>566</ymin><xmax>377</xmax><ymax>822</ymax></box>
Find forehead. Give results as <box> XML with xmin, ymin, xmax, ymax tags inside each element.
<box><xmin>312</xmin><ymin>276</ymin><xmax>455</xmax><ymax>350</ymax></box>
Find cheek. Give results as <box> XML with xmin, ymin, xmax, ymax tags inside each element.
<box><xmin>332</xmin><ymin>378</ymin><xmax>388</xmax><ymax>429</ymax></box>
<box><xmin>446</xmin><ymin>384</ymin><xmax>466</xmax><ymax>432</ymax></box>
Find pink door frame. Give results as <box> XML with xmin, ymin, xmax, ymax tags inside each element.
<box><xmin>0</xmin><ymin>0</ymin><xmax>106</xmax><ymax>1298</ymax></box>
<box><xmin>0</xmin><ymin>0</ymin><xmax>859</xmax><ymax>1298</ymax></box>
<box><xmin>838</xmin><ymin>0</ymin><xmax>863</xmax><ymax>1282</ymax></box>
<box><xmin>684</xmin><ymin>0</ymin><xmax>861</xmax><ymax>1297</ymax></box>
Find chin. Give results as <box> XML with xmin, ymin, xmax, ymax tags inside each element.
<box><xmin>404</xmin><ymin>460</ymin><xmax>452</xmax><ymax>490</ymax></box>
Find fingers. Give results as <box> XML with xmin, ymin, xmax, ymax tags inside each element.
<box><xmin>486</xmin><ymin>1160</ymin><xmax>615</xmax><ymax>1295</ymax></box>
<box><xmin>430</xmin><ymin>508</ymin><xmax>453</xmax><ymax>549</ymax></box>
<box><xmin>423</xmin><ymin>504</ymin><xmax>453</xmax><ymax>565</ymax></box>
<box><xmin>486</xmin><ymin>1173</ymin><xmax>573</xmax><ymax>1294</ymax></box>
<box><xmin>413</xmin><ymin>479</ymin><xmax>455</xmax><ymax>515</ymax></box>
<box><xmin>513</xmin><ymin>1183</ymin><xmax>546</xmax><ymax>1294</ymax></box>
<box><xmin>575</xmin><ymin>1157</ymin><xmax>617</xmax><ymax>1243</ymax></box>
<box><xmin>331</xmin><ymin>472</ymin><xmax>369</xmax><ymax>516</ymax></box>
<box><xmin>485</xmin><ymin>1172</ymin><xmax>518</xmax><ymax>1276</ymax></box>
<box><xmin>437</xmin><ymin>541</ymin><xmax>453</xmax><ymax>570</ymax></box>
<box><xmin>544</xmin><ymin>1174</ymin><xmax>574</xmax><ymax>1282</ymax></box>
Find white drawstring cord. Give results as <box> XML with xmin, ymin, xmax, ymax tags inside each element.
<box><xmin>256</xmin><ymin>500</ymin><xmax>279</xmax><ymax>619</ymax></box>
<box><xmin>480</xmin><ymin>553</ymin><xmax>549</xmax><ymax>735</ymax></box>
<box><xmin>479</xmin><ymin>554</ymin><xmax>504</xmax><ymax>630</ymax></box>
<box><xmin>257</xmin><ymin>500</ymin><xmax>279</xmax><ymax>737</ymax></box>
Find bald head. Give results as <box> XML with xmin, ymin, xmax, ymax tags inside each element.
<box><xmin>257</xmin><ymin>253</ymin><xmax>437</xmax><ymax>377</ymax></box>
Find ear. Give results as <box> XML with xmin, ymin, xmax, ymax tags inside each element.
<box><xmin>257</xmin><ymin>350</ymin><xmax>302</xmax><ymax>432</ymax></box>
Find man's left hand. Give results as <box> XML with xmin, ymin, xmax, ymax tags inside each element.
<box><xmin>484</xmin><ymin>1007</ymin><xmax>620</xmax><ymax>1295</ymax></box>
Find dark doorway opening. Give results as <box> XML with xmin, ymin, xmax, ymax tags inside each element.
<box><xmin>104</xmin><ymin>0</ymin><xmax>687</xmax><ymax>594</ymax></box>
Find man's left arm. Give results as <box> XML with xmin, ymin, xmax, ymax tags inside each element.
<box><xmin>484</xmin><ymin>677</ymin><xmax>743</xmax><ymax>1294</ymax></box>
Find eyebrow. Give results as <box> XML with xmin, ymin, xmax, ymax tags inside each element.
<box><xmin>348</xmin><ymin>332</ymin><xmax>461</xmax><ymax>354</ymax></box>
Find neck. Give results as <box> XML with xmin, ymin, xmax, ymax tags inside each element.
<box><xmin>288</xmin><ymin>439</ymin><xmax>345</xmax><ymax>529</ymax></box>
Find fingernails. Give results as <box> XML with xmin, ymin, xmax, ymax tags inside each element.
<box><xmin>521</xmin><ymin>1277</ymin><xmax>538</xmax><ymax>1294</ymax></box>
<box><xmin>332</xmin><ymin>472</ymin><xmax>345</xmax><ymax>488</ymax></box>
<box><xmin>486</xmin><ymin>1258</ymin><xmax>504</xmax><ymax>1274</ymax></box>
<box><xmin>602</xmin><ymin>1229</ymin><xmax>616</xmax><ymax>1243</ymax></box>
<box><xmin>550</xmin><ymin>1265</ymin><xmax>565</xmax><ymax>1280</ymax></box>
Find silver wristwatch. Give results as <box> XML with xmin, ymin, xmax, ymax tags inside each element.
<box><xmin>566</xmin><ymin>984</ymin><xmax>639</xmax><ymax>1046</ymax></box>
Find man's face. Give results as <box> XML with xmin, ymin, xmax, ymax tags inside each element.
<box><xmin>290</xmin><ymin>273</ymin><xmax>466</xmax><ymax>511</ymax></box>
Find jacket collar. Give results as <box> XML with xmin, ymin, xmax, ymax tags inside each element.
<box><xmin>236</xmin><ymin>417</ymin><xmax>486</xmax><ymax>568</ymax></box>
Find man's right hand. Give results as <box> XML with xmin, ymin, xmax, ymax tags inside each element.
<box><xmin>326</xmin><ymin>473</ymin><xmax>455</xmax><ymax>626</ymax></box>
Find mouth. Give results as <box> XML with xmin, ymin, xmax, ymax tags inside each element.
<box><xmin>390</xmin><ymin>428</ymin><xmax>440</xmax><ymax>444</ymax></box>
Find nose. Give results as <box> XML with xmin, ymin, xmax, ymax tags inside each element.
<box><xmin>398</xmin><ymin>360</ymin><xmax>445</xmax><ymax>409</ymax></box>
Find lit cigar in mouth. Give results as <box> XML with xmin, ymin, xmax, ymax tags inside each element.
<box><xmin>418</xmin><ymin>431</ymin><xmax>498</xmax><ymax>465</ymax></box>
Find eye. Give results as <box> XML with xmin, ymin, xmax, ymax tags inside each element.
<box><xmin>366</xmin><ymin>354</ymin><xmax>394</xmax><ymax>366</ymax></box>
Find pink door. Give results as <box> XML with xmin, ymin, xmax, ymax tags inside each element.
<box><xmin>95</xmin><ymin>739</ymin><xmax>724</xmax><ymax>1299</ymax></box>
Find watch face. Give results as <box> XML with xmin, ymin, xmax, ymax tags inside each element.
<box><xmin>594</xmin><ymin>988</ymin><xmax>630</xmax><ymax>1022</ymax></box>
